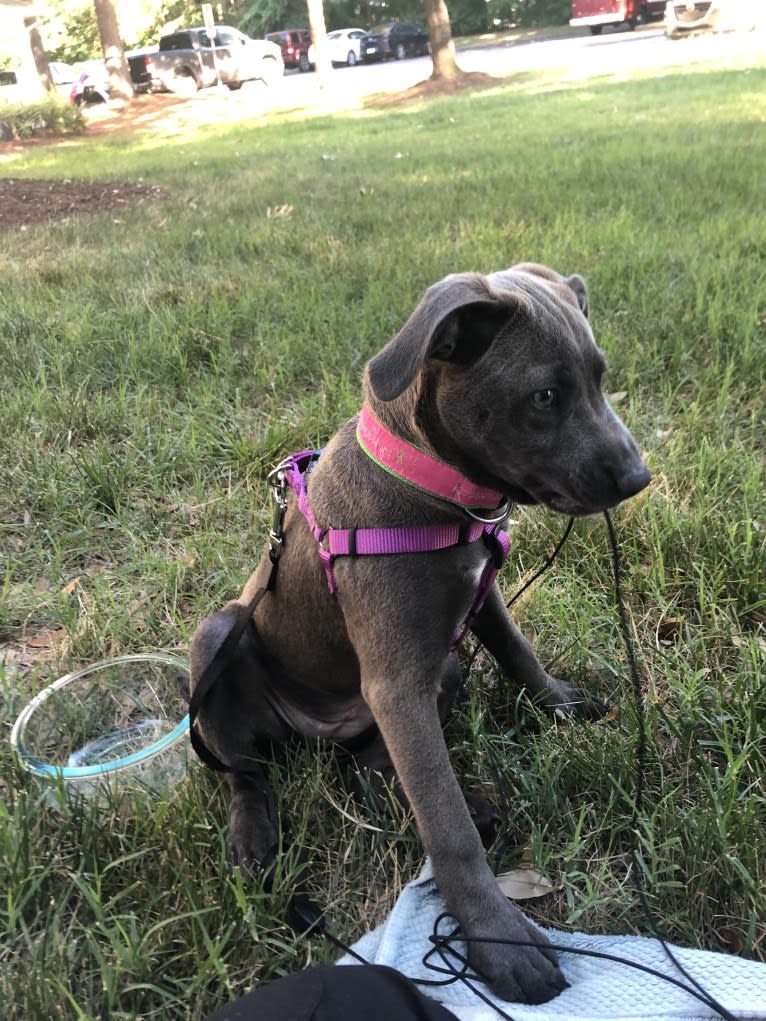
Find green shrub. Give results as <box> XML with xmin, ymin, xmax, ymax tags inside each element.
<box><xmin>0</xmin><ymin>93</ymin><xmax>84</xmax><ymax>140</ymax></box>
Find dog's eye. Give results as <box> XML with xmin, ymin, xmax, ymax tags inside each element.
<box><xmin>531</xmin><ymin>388</ymin><xmax>558</xmax><ymax>409</ymax></box>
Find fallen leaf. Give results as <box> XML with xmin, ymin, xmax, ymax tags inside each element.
<box><xmin>608</xmin><ymin>391</ymin><xmax>628</xmax><ymax>404</ymax></box>
<box><xmin>496</xmin><ymin>868</ymin><xmax>555</xmax><ymax>901</ymax></box>
<box><xmin>266</xmin><ymin>204</ymin><xmax>293</xmax><ymax>219</ymax></box>
<box><xmin>657</xmin><ymin>616</ymin><xmax>684</xmax><ymax>644</ymax></box>
<box><xmin>732</xmin><ymin>633</ymin><xmax>766</xmax><ymax>653</ymax></box>
<box><xmin>61</xmin><ymin>576</ymin><xmax>82</xmax><ymax>596</ymax></box>
<box><xmin>717</xmin><ymin>927</ymin><xmax>744</xmax><ymax>955</ymax></box>
<box><xmin>596</xmin><ymin>705</ymin><xmax>620</xmax><ymax>725</ymax></box>
<box><xmin>26</xmin><ymin>628</ymin><xmax>68</xmax><ymax>648</ymax></box>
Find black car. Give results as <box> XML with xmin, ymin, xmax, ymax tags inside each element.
<box><xmin>360</xmin><ymin>22</ymin><xmax>429</xmax><ymax>62</ymax></box>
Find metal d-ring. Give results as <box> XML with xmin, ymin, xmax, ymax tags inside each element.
<box><xmin>463</xmin><ymin>499</ymin><xmax>512</xmax><ymax>525</ymax></box>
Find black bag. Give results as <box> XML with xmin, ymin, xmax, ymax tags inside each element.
<box><xmin>202</xmin><ymin>964</ymin><xmax>458</xmax><ymax>1021</ymax></box>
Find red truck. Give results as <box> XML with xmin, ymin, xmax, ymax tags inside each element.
<box><xmin>569</xmin><ymin>0</ymin><xmax>665</xmax><ymax>33</ymax></box>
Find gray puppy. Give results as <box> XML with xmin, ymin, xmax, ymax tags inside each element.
<box><xmin>189</xmin><ymin>263</ymin><xmax>650</xmax><ymax>1005</ymax></box>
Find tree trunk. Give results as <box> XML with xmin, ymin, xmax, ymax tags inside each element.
<box><xmin>93</xmin><ymin>0</ymin><xmax>134</xmax><ymax>102</ymax></box>
<box><xmin>421</xmin><ymin>0</ymin><xmax>462</xmax><ymax>80</ymax></box>
<box><xmin>306</xmin><ymin>0</ymin><xmax>333</xmax><ymax>89</ymax></box>
<box><xmin>25</xmin><ymin>17</ymin><xmax>53</xmax><ymax>93</ymax></box>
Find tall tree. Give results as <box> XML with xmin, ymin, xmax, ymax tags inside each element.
<box><xmin>25</xmin><ymin>16</ymin><xmax>53</xmax><ymax>94</ymax></box>
<box><xmin>422</xmin><ymin>0</ymin><xmax>462</xmax><ymax>80</ymax></box>
<box><xmin>93</xmin><ymin>0</ymin><xmax>133</xmax><ymax>101</ymax></box>
<box><xmin>306</xmin><ymin>0</ymin><xmax>333</xmax><ymax>88</ymax></box>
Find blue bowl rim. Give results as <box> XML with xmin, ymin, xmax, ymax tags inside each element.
<box><xmin>10</xmin><ymin>653</ymin><xmax>190</xmax><ymax>780</ymax></box>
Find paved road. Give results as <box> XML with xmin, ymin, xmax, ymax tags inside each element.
<box><xmin>269</xmin><ymin>23</ymin><xmax>764</xmax><ymax>112</ymax></box>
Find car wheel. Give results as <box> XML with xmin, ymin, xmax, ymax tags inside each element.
<box><xmin>589</xmin><ymin>25</ymin><xmax>603</xmax><ymax>35</ymax></box>
<box><xmin>171</xmin><ymin>71</ymin><xmax>198</xmax><ymax>97</ymax></box>
<box><xmin>346</xmin><ymin>50</ymin><xmax>357</xmax><ymax>66</ymax></box>
<box><xmin>394</xmin><ymin>43</ymin><xmax>406</xmax><ymax>60</ymax></box>
<box><xmin>298</xmin><ymin>53</ymin><xmax>311</xmax><ymax>72</ymax></box>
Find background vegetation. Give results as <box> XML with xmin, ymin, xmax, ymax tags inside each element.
<box><xmin>29</xmin><ymin>0</ymin><xmax>571</xmax><ymax>63</ymax></box>
<box><xmin>0</xmin><ymin>93</ymin><xmax>83</xmax><ymax>140</ymax></box>
<box><xmin>1</xmin><ymin>41</ymin><xmax>764</xmax><ymax>1021</ymax></box>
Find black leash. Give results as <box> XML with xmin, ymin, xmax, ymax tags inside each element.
<box><xmin>187</xmin><ymin>578</ymin><xmax>269</xmax><ymax>774</ymax></box>
<box><xmin>603</xmin><ymin>511</ymin><xmax>737</xmax><ymax>1021</ymax></box>
<box><xmin>463</xmin><ymin>515</ymin><xmax>575</xmax><ymax>677</ymax></box>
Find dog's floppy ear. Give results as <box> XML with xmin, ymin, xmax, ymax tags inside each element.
<box><xmin>367</xmin><ymin>274</ymin><xmax>509</xmax><ymax>402</ymax></box>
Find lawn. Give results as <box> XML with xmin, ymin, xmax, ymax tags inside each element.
<box><xmin>1</xmin><ymin>46</ymin><xmax>764</xmax><ymax>1021</ymax></box>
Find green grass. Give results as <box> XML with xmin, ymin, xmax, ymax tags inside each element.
<box><xmin>1</xmin><ymin>49</ymin><xmax>765</xmax><ymax>1020</ymax></box>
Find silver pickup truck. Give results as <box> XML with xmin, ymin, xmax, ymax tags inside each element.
<box><xmin>127</xmin><ymin>26</ymin><xmax>284</xmax><ymax>96</ymax></box>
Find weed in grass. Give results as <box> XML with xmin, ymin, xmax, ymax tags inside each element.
<box><xmin>1</xmin><ymin>55</ymin><xmax>765</xmax><ymax>1019</ymax></box>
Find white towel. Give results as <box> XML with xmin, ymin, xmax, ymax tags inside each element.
<box><xmin>339</xmin><ymin>860</ymin><xmax>766</xmax><ymax>1021</ymax></box>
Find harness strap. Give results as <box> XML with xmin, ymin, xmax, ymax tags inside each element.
<box><xmin>188</xmin><ymin>445</ymin><xmax>511</xmax><ymax>774</ymax></box>
<box><xmin>278</xmin><ymin>450</ymin><xmax>511</xmax><ymax>646</ymax></box>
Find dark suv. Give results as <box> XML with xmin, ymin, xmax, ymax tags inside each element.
<box><xmin>266</xmin><ymin>29</ymin><xmax>312</xmax><ymax>71</ymax></box>
<box><xmin>360</xmin><ymin>22</ymin><xmax>429</xmax><ymax>62</ymax></box>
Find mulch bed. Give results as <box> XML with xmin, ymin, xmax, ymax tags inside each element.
<box><xmin>0</xmin><ymin>177</ymin><xmax>167</xmax><ymax>234</ymax></box>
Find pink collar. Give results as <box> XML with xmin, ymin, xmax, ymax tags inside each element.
<box><xmin>356</xmin><ymin>403</ymin><xmax>505</xmax><ymax>511</ymax></box>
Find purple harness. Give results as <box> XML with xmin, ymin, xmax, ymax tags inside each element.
<box><xmin>274</xmin><ymin>446</ymin><xmax>511</xmax><ymax>649</ymax></box>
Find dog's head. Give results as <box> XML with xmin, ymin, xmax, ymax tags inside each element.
<box><xmin>365</xmin><ymin>262</ymin><xmax>650</xmax><ymax>517</ymax></box>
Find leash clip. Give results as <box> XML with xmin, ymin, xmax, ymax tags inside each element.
<box><xmin>268</xmin><ymin>460</ymin><xmax>291</xmax><ymax>562</ymax></box>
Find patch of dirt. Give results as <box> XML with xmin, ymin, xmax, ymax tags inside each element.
<box><xmin>367</xmin><ymin>70</ymin><xmax>502</xmax><ymax>106</ymax></box>
<box><xmin>0</xmin><ymin>176</ymin><xmax>168</xmax><ymax>234</ymax></box>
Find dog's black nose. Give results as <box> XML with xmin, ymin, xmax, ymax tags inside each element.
<box><xmin>617</xmin><ymin>464</ymin><xmax>651</xmax><ymax>499</ymax></box>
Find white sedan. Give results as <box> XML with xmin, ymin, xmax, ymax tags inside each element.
<box><xmin>664</xmin><ymin>0</ymin><xmax>760</xmax><ymax>36</ymax></box>
<box><xmin>308</xmin><ymin>28</ymin><xmax>367</xmax><ymax>67</ymax></box>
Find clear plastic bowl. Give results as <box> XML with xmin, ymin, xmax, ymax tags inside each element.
<box><xmin>10</xmin><ymin>653</ymin><xmax>190</xmax><ymax>806</ymax></box>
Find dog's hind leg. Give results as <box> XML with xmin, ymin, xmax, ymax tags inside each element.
<box><xmin>190</xmin><ymin>600</ymin><xmax>291</xmax><ymax>875</ymax></box>
<box><xmin>471</xmin><ymin>584</ymin><xmax>607</xmax><ymax>719</ymax></box>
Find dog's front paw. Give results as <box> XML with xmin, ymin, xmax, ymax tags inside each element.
<box><xmin>538</xmin><ymin>677</ymin><xmax>608</xmax><ymax>721</ymax></box>
<box><xmin>465</xmin><ymin>899</ymin><xmax>567</xmax><ymax>1005</ymax></box>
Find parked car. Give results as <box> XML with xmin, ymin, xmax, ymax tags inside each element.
<box><xmin>70</xmin><ymin>59</ymin><xmax>109</xmax><ymax>105</ymax></box>
<box><xmin>570</xmin><ymin>1</ymin><xmax>665</xmax><ymax>34</ymax></box>
<box><xmin>360</xmin><ymin>22</ymin><xmax>430</xmax><ymax>62</ymax></box>
<box><xmin>127</xmin><ymin>27</ymin><xmax>283</xmax><ymax>95</ymax></box>
<box><xmin>664</xmin><ymin>0</ymin><xmax>759</xmax><ymax>36</ymax></box>
<box><xmin>308</xmin><ymin>28</ymin><xmax>367</xmax><ymax>67</ymax></box>
<box><xmin>265</xmin><ymin>29</ymin><xmax>312</xmax><ymax>72</ymax></box>
<box><xmin>48</xmin><ymin>60</ymin><xmax>79</xmax><ymax>101</ymax></box>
